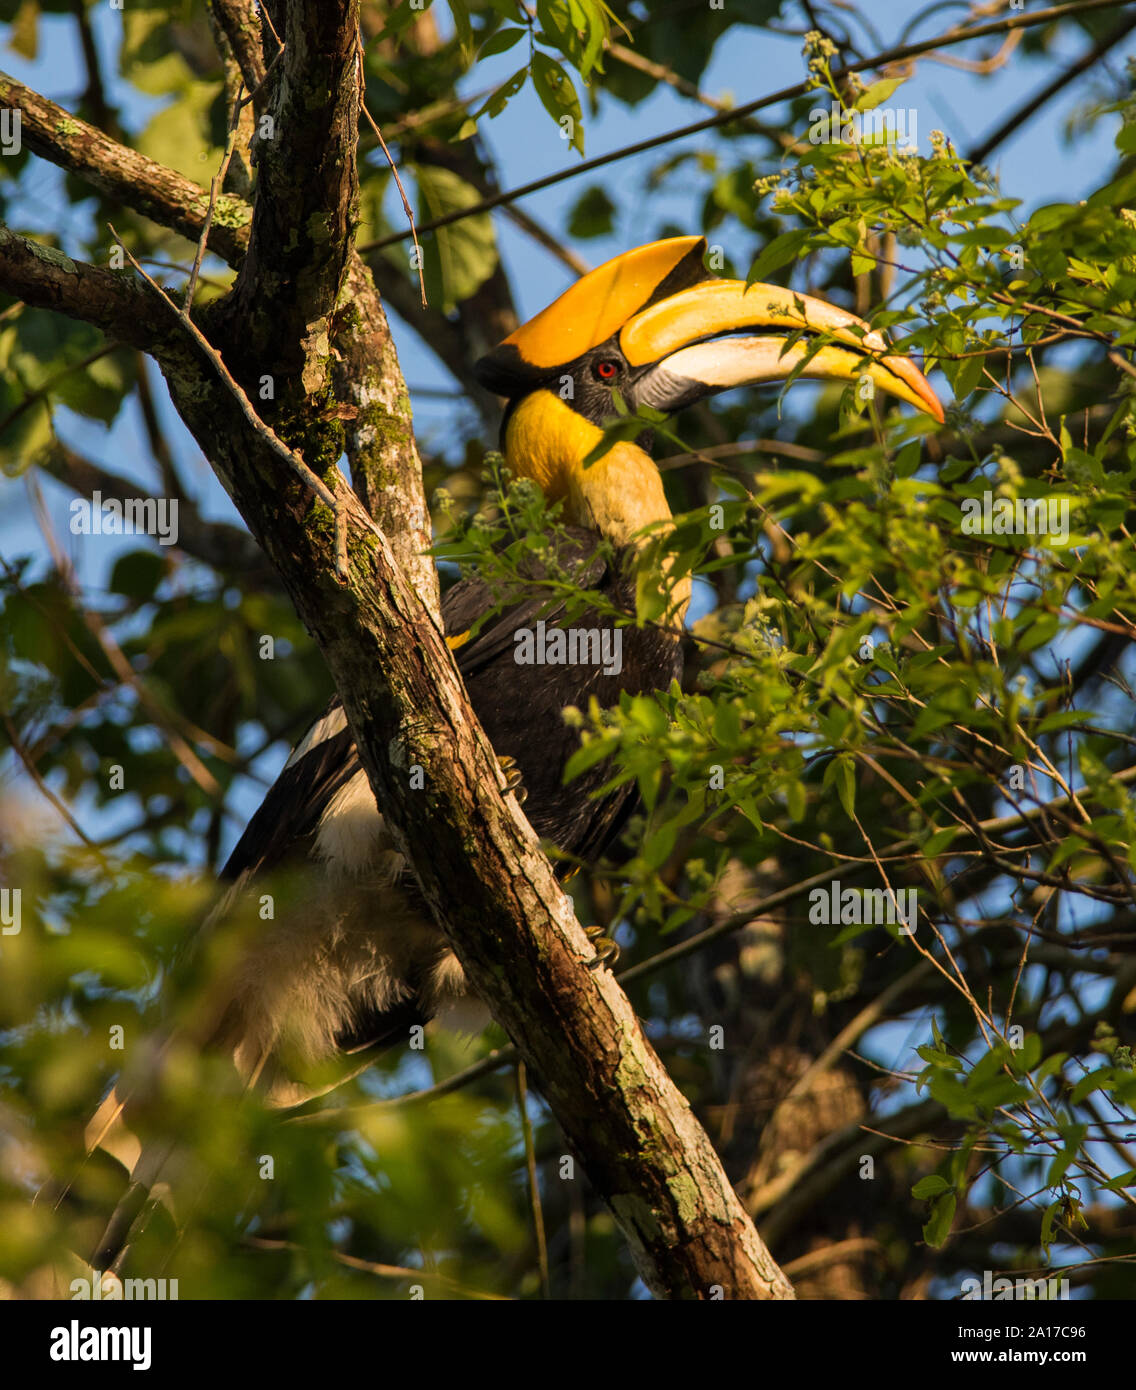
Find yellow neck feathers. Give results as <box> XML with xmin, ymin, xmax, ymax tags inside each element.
<box><xmin>503</xmin><ymin>390</ymin><xmax>689</xmax><ymax>623</ymax></box>
<box><xmin>504</xmin><ymin>391</ymin><xmax>672</xmax><ymax>546</ymax></box>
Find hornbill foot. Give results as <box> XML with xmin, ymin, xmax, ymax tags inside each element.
<box><xmin>498</xmin><ymin>754</ymin><xmax>528</xmax><ymax>803</ymax></box>
<box><xmin>585</xmin><ymin>925</ymin><xmax>620</xmax><ymax>969</ymax></box>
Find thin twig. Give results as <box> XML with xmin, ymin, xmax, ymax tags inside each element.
<box><xmin>25</xmin><ymin>471</ymin><xmax>224</xmax><ymax>799</ymax></box>
<box><xmin>186</xmin><ymin>86</ymin><xmax>244</xmax><ymax>316</ymax></box>
<box><xmin>356</xmin><ymin>36</ymin><xmax>427</xmax><ymax>309</ymax></box>
<box><xmin>607</xmin><ymin>39</ymin><xmax>802</xmax><ymax>150</ymax></box>
<box><xmin>2</xmin><ymin>711</ymin><xmax>103</xmax><ymax>858</ymax></box>
<box><xmin>516</xmin><ymin>1060</ymin><xmax>550</xmax><ymax>1298</ymax></box>
<box><xmin>244</xmin><ymin>1235</ymin><xmax>511</xmax><ymax>1299</ymax></box>
<box><xmin>256</xmin><ymin>0</ymin><xmax>283</xmax><ymax>51</ymax></box>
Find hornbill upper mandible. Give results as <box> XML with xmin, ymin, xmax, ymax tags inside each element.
<box><xmin>86</xmin><ymin>238</ymin><xmax>942</xmax><ymax>1258</ymax></box>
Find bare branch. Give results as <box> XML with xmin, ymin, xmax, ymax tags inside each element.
<box><xmin>0</xmin><ymin>71</ymin><xmax>252</xmax><ymax>264</ymax></box>
<box><xmin>0</xmin><ymin>226</ymin><xmax>169</xmax><ymax>350</ymax></box>
<box><xmin>356</xmin><ymin>37</ymin><xmax>426</xmax><ymax>309</ymax></box>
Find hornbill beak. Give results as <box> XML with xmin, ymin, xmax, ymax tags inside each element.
<box><xmin>620</xmin><ymin>274</ymin><xmax>945</xmax><ymax>423</ymax></box>
<box><xmin>476</xmin><ymin>235</ymin><xmax>944</xmax><ymax>425</ymax></box>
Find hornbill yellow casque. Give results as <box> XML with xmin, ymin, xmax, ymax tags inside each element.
<box><xmin>84</xmin><ymin>237</ymin><xmax>942</xmax><ymax>1265</ymax></box>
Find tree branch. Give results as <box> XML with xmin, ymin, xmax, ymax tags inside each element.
<box><xmin>0</xmin><ymin>71</ymin><xmax>252</xmax><ymax>263</ymax></box>
<box><xmin>207</xmin><ymin>0</ymin><xmax>269</xmax><ymax>108</ymax></box>
<box><xmin>0</xmin><ymin>226</ymin><xmax>169</xmax><ymax>350</ymax></box>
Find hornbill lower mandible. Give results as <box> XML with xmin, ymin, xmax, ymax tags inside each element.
<box><xmin>85</xmin><ymin>236</ymin><xmax>942</xmax><ymax>1267</ymax></box>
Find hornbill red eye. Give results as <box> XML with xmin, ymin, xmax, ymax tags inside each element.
<box><xmin>594</xmin><ymin>359</ymin><xmax>618</xmax><ymax>381</ymax></box>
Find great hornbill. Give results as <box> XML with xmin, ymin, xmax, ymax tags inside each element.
<box><xmin>85</xmin><ymin>237</ymin><xmax>942</xmax><ymax>1259</ymax></box>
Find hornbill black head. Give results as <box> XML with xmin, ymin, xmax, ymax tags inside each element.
<box><xmin>473</xmin><ymin>237</ymin><xmax>943</xmax><ymax>611</ymax></box>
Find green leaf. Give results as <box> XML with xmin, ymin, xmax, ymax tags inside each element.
<box><xmin>135</xmin><ymin>81</ymin><xmax>224</xmax><ymax>181</ymax></box>
<box><xmin>414</xmin><ymin>165</ymin><xmax>499</xmax><ymax>312</ymax></box>
<box><xmin>579</xmin><ymin>407</ymin><xmax>655</xmax><ymax>470</ymax></box>
<box><xmin>950</xmin><ymin>352</ymin><xmax>984</xmax><ymax>402</ymax></box>
<box><xmin>531</xmin><ymin>51</ymin><xmax>584</xmax><ymax>154</ymax></box>
<box><xmin>1036</xmin><ymin>1052</ymin><xmax>1068</xmax><ymax>1085</ymax></box>
<box><xmin>1046</xmin><ymin>1124</ymin><xmax>1087</xmax><ymax>1187</ymax></box>
<box><xmin>922</xmin><ymin>825</ymin><xmax>961</xmax><ymax>859</ymax></box>
<box><xmin>0</xmin><ymin>377</ymin><xmax>52</xmax><ymax>475</ymax></box>
<box><xmin>476</xmin><ymin>65</ymin><xmax>529</xmax><ymax>120</ymax></box>
<box><xmin>448</xmin><ymin>0</ymin><xmax>474</xmax><ymax>57</ymax></box>
<box><xmin>121</xmin><ymin>9</ymin><xmax>197</xmax><ymax>96</ymax></box>
<box><xmin>895</xmin><ymin>438</ymin><xmax>922</xmax><ymax>478</ymax></box>
<box><xmin>746</xmin><ymin>229</ymin><xmax>812</xmax><ymax>286</ymax></box>
<box><xmin>1070</xmin><ymin>1067</ymin><xmax>1116</xmax><ymax>1104</ymax></box>
<box><xmin>478</xmin><ymin>26</ymin><xmax>527</xmax><ymax>59</ymax></box>
<box><xmin>563</xmin><ymin>735</ymin><xmax>615</xmax><ymax>783</ymax></box>
<box><xmin>1040</xmin><ymin>1199</ymin><xmax>1061</xmax><ymax>1250</ymax></box>
<box><xmin>567</xmin><ymin>185</ymin><xmax>616</xmax><ymax>239</ymax></box>
<box><xmin>822</xmin><ymin>752</ymin><xmax>856</xmax><ymax>819</ymax></box>
<box><xmin>1009</xmin><ymin>1033</ymin><xmax>1042</xmax><ymax>1074</ymax></box>
<box><xmin>783</xmin><ymin>777</ymin><xmax>806</xmax><ymax>823</ymax></box>
<box><xmin>576</xmin><ymin>0</ymin><xmax>606</xmax><ymax>77</ymax></box>
<box><xmin>922</xmin><ymin>1191</ymin><xmax>956</xmax><ymax>1248</ymax></box>
<box><xmin>110</xmin><ymin>549</ymin><xmax>167</xmax><ymax>602</ymax></box>
<box><xmin>912</xmin><ymin>1174</ymin><xmax>951</xmax><ymax>1199</ymax></box>
<box><xmin>916</xmin><ymin>1044</ymin><xmax>963</xmax><ymax>1072</ymax></box>
<box><xmin>9</xmin><ymin>0</ymin><xmax>38</xmax><ymax>60</ymax></box>
<box><xmin>855</xmin><ymin>77</ymin><xmax>905</xmax><ymax>112</ymax></box>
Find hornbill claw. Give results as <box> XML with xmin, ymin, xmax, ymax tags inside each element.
<box><xmin>498</xmin><ymin>754</ymin><xmax>528</xmax><ymax>803</ymax></box>
<box><xmin>585</xmin><ymin>924</ymin><xmax>620</xmax><ymax>969</ymax></box>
